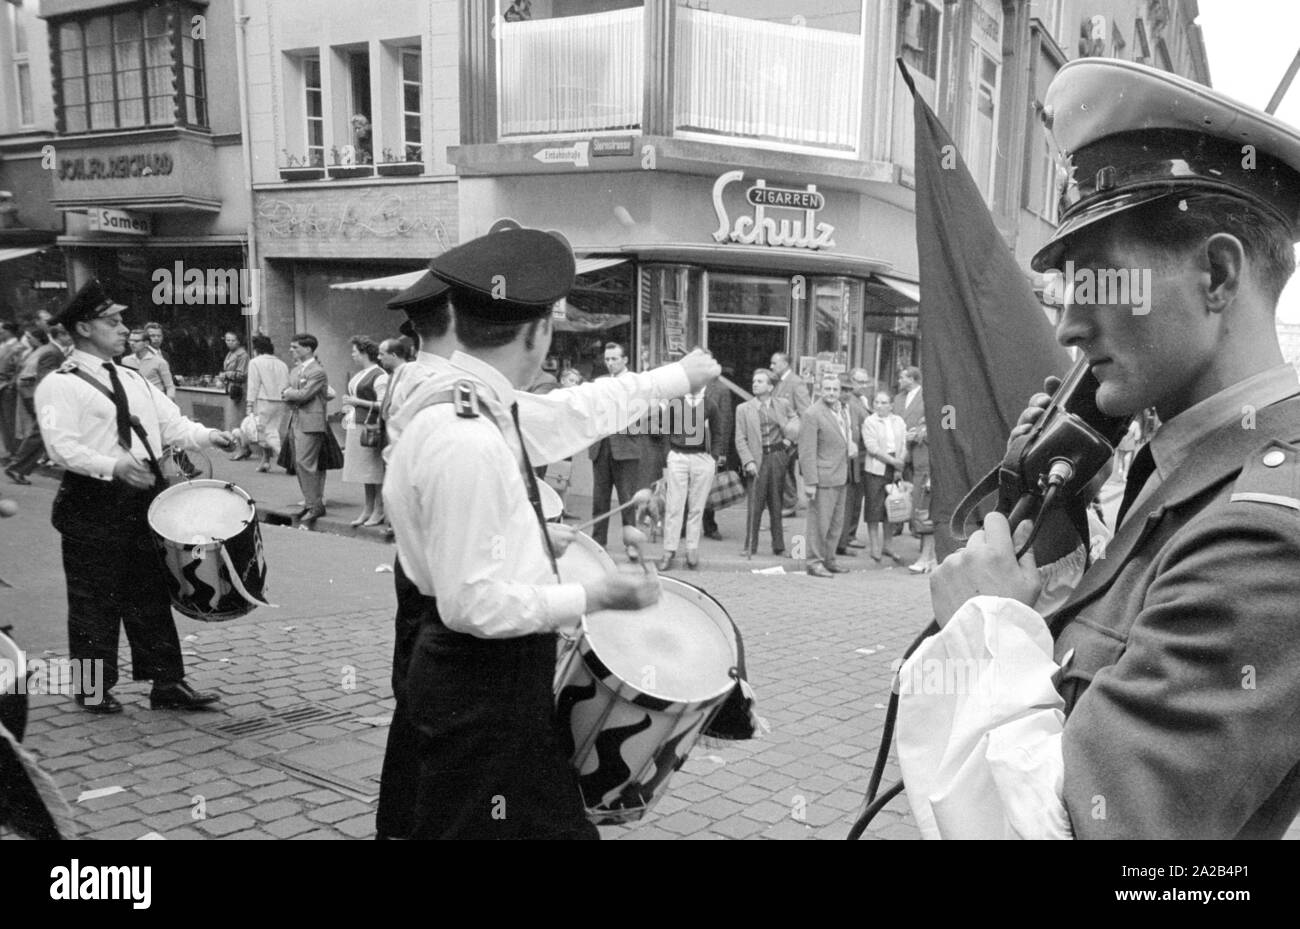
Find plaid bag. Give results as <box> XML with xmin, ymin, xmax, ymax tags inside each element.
<box><xmin>707</xmin><ymin>470</ymin><xmax>745</xmax><ymax>509</ymax></box>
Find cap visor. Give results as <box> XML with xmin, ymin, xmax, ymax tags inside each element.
<box><xmin>1031</xmin><ymin>188</ymin><xmax>1191</xmax><ymax>272</ymax></box>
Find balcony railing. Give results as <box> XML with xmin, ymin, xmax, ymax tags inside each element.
<box><xmin>497</xmin><ymin>8</ymin><xmax>643</xmax><ymax>137</ymax></box>
<box><xmin>673</xmin><ymin>8</ymin><xmax>862</xmax><ymax>152</ymax></box>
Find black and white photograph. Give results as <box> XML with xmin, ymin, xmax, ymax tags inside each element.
<box><xmin>1</xmin><ymin>0</ymin><xmax>1299</xmax><ymax>883</ymax></box>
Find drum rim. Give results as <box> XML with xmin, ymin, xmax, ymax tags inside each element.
<box><xmin>558</xmin><ymin>530</ymin><xmax>617</xmax><ymax>577</ymax></box>
<box><xmin>147</xmin><ymin>478</ymin><xmax>256</xmax><ymax>544</ymax></box>
<box><xmin>578</xmin><ymin>578</ymin><xmax>738</xmax><ymax>710</ymax></box>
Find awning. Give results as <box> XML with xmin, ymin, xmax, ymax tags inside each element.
<box><xmin>874</xmin><ymin>274</ymin><xmax>920</xmax><ymax>304</ymax></box>
<box><xmin>329</xmin><ymin>257</ymin><xmax>628</xmax><ymax>293</ymax></box>
<box><xmin>0</xmin><ymin>247</ymin><xmax>45</xmax><ymax>264</ymax></box>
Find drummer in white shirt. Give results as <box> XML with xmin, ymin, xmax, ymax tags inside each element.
<box><xmin>378</xmin><ymin>225</ymin><xmax>720</xmax><ymax>839</ymax></box>
<box><xmin>34</xmin><ymin>280</ymin><xmax>236</xmax><ymax>715</ymax></box>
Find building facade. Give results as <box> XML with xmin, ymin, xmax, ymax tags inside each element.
<box><xmin>242</xmin><ymin>0</ymin><xmax>459</xmax><ymax>406</ymax></box>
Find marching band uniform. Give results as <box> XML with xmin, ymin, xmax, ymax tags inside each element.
<box><xmin>378</xmin><ymin>234</ymin><xmax>692</xmax><ymax>839</ymax></box>
<box><xmin>35</xmin><ymin>281</ymin><xmax>221</xmax><ymax>714</ymax></box>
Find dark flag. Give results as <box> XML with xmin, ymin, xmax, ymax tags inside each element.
<box><xmin>900</xmin><ymin>59</ymin><xmax>1071</xmax><ymax>559</ymax></box>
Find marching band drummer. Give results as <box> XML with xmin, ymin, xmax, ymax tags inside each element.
<box><xmin>34</xmin><ymin>280</ymin><xmax>235</xmax><ymax>715</ymax></box>
<box><xmin>374</xmin><ymin>231</ymin><xmax>721</xmax><ymax>839</ymax></box>
<box><xmin>383</xmin><ymin>227</ymin><xmax>721</xmax><ymax>839</ymax></box>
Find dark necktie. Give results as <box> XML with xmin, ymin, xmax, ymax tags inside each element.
<box><xmin>103</xmin><ymin>362</ymin><xmax>133</xmax><ymax>450</ymax></box>
<box><xmin>510</xmin><ymin>401</ymin><xmax>559</xmax><ymax>577</ymax></box>
<box><xmin>1115</xmin><ymin>442</ymin><xmax>1156</xmax><ymax>528</ymax></box>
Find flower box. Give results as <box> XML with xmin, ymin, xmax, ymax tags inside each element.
<box><xmin>278</xmin><ymin>167</ymin><xmax>325</xmax><ymax>182</ymax></box>
<box><xmin>376</xmin><ymin>162</ymin><xmax>424</xmax><ymax>177</ymax></box>
<box><xmin>327</xmin><ymin>165</ymin><xmax>374</xmax><ymax>180</ymax></box>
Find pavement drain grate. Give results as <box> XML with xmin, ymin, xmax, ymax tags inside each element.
<box><xmin>199</xmin><ymin>703</ymin><xmax>354</xmax><ymax>739</ymax></box>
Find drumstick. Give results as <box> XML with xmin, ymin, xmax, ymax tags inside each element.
<box><xmin>569</xmin><ymin>488</ymin><xmax>653</xmax><ymax>534</ymax></box>
<box><xmin>716</xmin><ymin>374</ymin><xmax>754</xmax><ymax>404</ymax></box>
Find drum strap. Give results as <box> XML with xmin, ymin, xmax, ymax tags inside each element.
<box><xmin>65</xmin><ymin>366</ymin><xmax>165</xmax><ymax>485</ymax></box>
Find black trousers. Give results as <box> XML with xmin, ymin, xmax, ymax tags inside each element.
<box><xmin>54</xmin><ymin>474</ymin><xmax>183</xmax><ymax>692</ymax></box>
<box><xmin>375</xmin><ymin>557</ymin><xmax>426</xmax><ymax>839</ymax></box>
<box><xmin>9</xmin><ymin>397</ymin><xmax>45</xmax><ymax>476</ymax></box>
<box><xmin>839</xmin><ymin>473</ymin><xmax>865</xmax><ymax>549</ymax></box>
<box><xmin>590</xmin><ymin>444</ymin><xmax>641</xmax><ymax>546</ymax></box>
<box><xmin>744</xmin><ymin>448</ymin><xmax>786</xmax><ymax>553</ymax></box>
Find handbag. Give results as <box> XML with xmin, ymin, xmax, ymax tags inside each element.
<box><xmin>359</xmin><ymin>417</ymin><xmax>384</xmax><ymax>449</ymax></box>
<box><xmin>885</xmin><ymin>480</ymin><xmax>913</xmax><ymax>524</ymax></box>
<box><xmin>910</xmin><ymin>474</ymin><xmax>934</xmax><ymax>536</ymax></box>
<box><xmin>707</xmin><ymin>469</ymin><xmax>745</xmax><ymax>509</ymax></box>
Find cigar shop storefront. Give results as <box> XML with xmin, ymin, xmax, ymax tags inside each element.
<box><xmin>448</xmin><ymin>160</ymin><xmax>922</xmax><ymax>394</ymax></box>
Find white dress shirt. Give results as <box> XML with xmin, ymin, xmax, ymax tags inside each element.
<box><xmin>385</xmin><ymin>350</ymin><xmax>690</xmax><ymax>638</ymax></box>
<box><xmin>34</xmin><ymin>348</ymin><xmax>213</xmax><ymax>481</ymax></box>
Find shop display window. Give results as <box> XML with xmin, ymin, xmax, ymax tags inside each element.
<box><xmin>545</xmin><ymin>260</ymin><xmax>637</xmax><ymax>383</ymax></box>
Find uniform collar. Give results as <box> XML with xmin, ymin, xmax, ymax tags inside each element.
<box><xmin>69</xmin><ymin>348</ymin><xmax>112</xmax><ymax>370</ymax></box>
<box><xmin>448</xmin><ymin>350</ymin><xmax>517</xmax><ymax>407</ymax></box>
<box><xmin>1152</xmin><ymin>364</ymin><xmax>1300</xmax><ymax>481</ymax></box>
<box><xmin>416</xmin><ymin>350</ymin><xmax>454</xmax><ymax>372</ymax></box>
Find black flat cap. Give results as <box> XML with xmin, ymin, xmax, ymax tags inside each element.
<box><xmin>55</xmin><ymin>279</ymin><xmax>127</xmax><ymax>330</ymax></box>
<box><xmin>428</xmin><ymin>226</ymin><xmax>575</xmax><ymax>322</ymax></box>
<box><xmin>386</xmin><ymin>271</ymin><xmax>450</xmax><ymax>312</ymax></box>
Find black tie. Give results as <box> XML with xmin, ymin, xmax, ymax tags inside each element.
<box><xmin>1115</xmin><ymin>442</ymin><xmax>1156</xmax><ymax>528</ymax></box>
<box><xmin>510</xmin><ymin>402</ymin><xmax>559</xmax><ymax>577</ymax></box>
<box><xmin>103</xmin><ymin>362</ymin><xmax>133</xmax><ymax>450</ymax></box>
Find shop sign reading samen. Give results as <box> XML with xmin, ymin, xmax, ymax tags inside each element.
<box><xmin>711</xmin><ymin>170</ymin><xmax>835</xmax><ymax>251</ymax></box>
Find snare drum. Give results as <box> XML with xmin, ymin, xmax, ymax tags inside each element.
<box><xmin>554</xmin><ymin>577</ymin><xmax>738</xmax><ymax>825</ymax></box>
<box><xmin>0</xmin><ymin>630</ymin><xmax>26</xmax><ymax>742</ymax></box>
<box><xmin>554</xmin><ymin>529</ymin><xmax>615</xmax><ymax>586</ymax></box>
<box><xmin>147</xmin><ymin>480</ymin><xmax>274</xmax><ymax>622</ymax></box>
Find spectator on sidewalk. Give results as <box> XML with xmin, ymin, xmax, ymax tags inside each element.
<box><xmin>658</xmin><ymin>357</ymin><xmax>725</xmax><ymax>571</ymax></box>
<box><xmin>281</xmin><ymin>333</ymin><xmax>331</xmax><ymax>524</ymax></box>
<box><xmin>219</xmin><ymin>331</ymin><xmax>250</xmax><ymax>459</ymax></box>
<box><xmin>245</xmin><ymin>334</ymin><xmax>290</xmax><ymax>472</ymax></box>
<box><xmin>121</xmin><ymin>329</ymin><xmax>175</xmax><ymax>398</ymax></box>
<box><xmin>0</xmin><ymin>321</ymin><xmax>27</xmax><ymax>461</ymax></box>
<box><xmin>771</xmin><ymin>351</ymin><xmax>810</xmax><ymax>516</ymax></box>
<box><xmin>5</xmin><ymin>326</ymin><xmax>72</xmax><ymax>485</ymax></box>
<box><xmin>862</xmin><ymin>390</ymin><xmax>908</xmax><ymax>565</ymax></box>
<box><xmin>735</xmin><ymin>367</ymin><xmax>798</xmax><ymax>557</ymax></box>
<box><xmin>799</xmin><ymin>374</ymin><xmax>855</xmax><ymax>577</ymax></box>
<box><xmin>341</xmin><ymin>335</ymin><xmax>388</xmax><ymax>528</ymax></box>
<box><xmin>837</xmin><ymin>371</ymin><xmax>872</xmax><ymax>558</ymax></box>
<box><xmin>588</xmin><ymin>342</ymin><xmax>650</xmax><ymax>547</ymax></box>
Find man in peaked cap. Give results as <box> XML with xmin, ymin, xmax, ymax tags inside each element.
<box><xmin>33</xmin><ymin>280</ymin><xmax>235</xmax><ymax>714</ymax></box>
<box><xmin>913</xmin><ymin>59</ymin><xmax>1300</xmax><ymax>839</ymax></box>
<box><xmin>378</xmin><ymin>226</ymin><xmax>720</xmax><ymax>839</ymax></box>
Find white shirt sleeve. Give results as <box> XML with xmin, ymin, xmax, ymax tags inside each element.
<box><xmin>419</xmin><ymin>418</ymin><xmax>587</xmax><ymax>637</ymax></box>
<box><xmin>34</xmin><ymin>374</ymin><xmax>119</xmax><ymax>481</ymax></box>
<box><xmin>145</xmin><ymin>378</ymin><xmax>213</xmax><ymax>452</ymax></box>
<box><xmin>517</xmin><ymin>363</ymin><xmax>691</xmax><ymax>464</ymax></box>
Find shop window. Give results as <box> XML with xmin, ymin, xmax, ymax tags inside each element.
<box><xmin>675</xmin><ymin>0</ymin><xmax>863</xmax><ymax>152</ymax></box>
<box><xmin>547</xmin><ymin>261</ymin><xmax>637</xmax><ymax>382</ymax></box>
<box><xmin>52</xmin><ymin>2</ymin><xmax>208</xmax><ymax>133</ymax></box>
<box><xmin>707</xmin><ymin>272</ymin><xmax>789</xmax><ymax>319</ymax></box>
<box><xmin>640</xmin><ymin>264</ymin><xmax>703</xmax><ymax>371</ymax></box>
<box><xmin>794</xmin><ymin>277</ymin><xmax>860</xmax><ymax>393</ymax></box>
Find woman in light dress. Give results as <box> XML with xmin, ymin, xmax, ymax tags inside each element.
<box><xmin>341</xmin><ymin>335</ymin><xmax>388</xmax><ymax>527</ymax></box>
<box><xmin>861</xmin><ymin>391</ymin><xmax>908</xmax><ymax>564</ymax></box>
<box><xmin>244</xmin><ymin>334</ymin><xmax>290</xmax><ymax>472</ymax></box>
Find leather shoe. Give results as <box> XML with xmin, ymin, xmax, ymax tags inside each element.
<box><xmin>827</xmin><ymin>563</ymin><xmax>851</xmax><ymax>574</ymax></box>
<box><xmin>685</xmin><ymin>551</ymin><xmax>699</xmax><ymax>569</ymax></box>
<box><xmin>229</xmin><ymin>450</ymin><xmax>251</xmax><ymax>461</ymax></box>
<box><xmin>773</xmin><ymin>548</ymin><xmax>785</xmax><ymax>557</ymax></box>
<box><xmin>847</xmin><ymin>539</ymin><xmax>868</xmax><ymax>549</ymax></box>
<box><xmin>5</xmin><ymin>467</ymin><xmax>31</xmax><ymax>485</ymax></box>
<box><xmin>657</xmin><ymin>552</ymin><xmax>677</xmax><ymax>571</ymax></box>
<box><xmin>806</xmin><ymin>564</ymin><xmax>833</xmax><ymax>578</ymax></box>
<box><xmin>782</xmin><ymin>508</ymin><xmax>797</xmax><ymax>518</ymax></box>
<box><xmin>301</xmin><ymin>506</ymin><xmax>326</xmax><ymax>524</ymax></box>
<box><xmin>835</xmin><ymin>547</ymin><xmax>858</xmax><ymax>557</ymax></box>
<box><xmin>76</xmin><ymin>693</ymin><xmax>123</xmax><ymax>715</ymax></box>
<box><xmin>150</xmin><ymin>681</ymin><xmax>220</xmax><ymax>710</ymax></box>
<box><xmin>703</xmin><ymin>529</ymin><xmax>722</xmax><ymax>541</ymax></box>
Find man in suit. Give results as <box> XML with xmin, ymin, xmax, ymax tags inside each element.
<box><xmin>698</xmin><ymin>374</ymin><xmax>734</xmax><ymax>540</ymax></box>
<box><xmin>6</xmin><ymin>325</ymin><xmax>72</xmax><ymax>484</ymax></box>
<box><xmin>0</xmin><ymin>321</ymin><xmax>27</xmax><ymax>461</ymax></box>
<box><xmin>798</xmin><ymin>374</ymin><xmax>855</xmax><ymax>577</ymax></box>
<box><xmin>838</xmin><ymin>368</ymin><xmax>873</xmax><ymax>554</ymax></box>
<box><xmin>771</xmin><ymin>351</ymin><xmax>810</xmax><ymax>515</ymax></box>
<box><xmin>735</xmin><ymin>368</ymin><xmax>797</xmax><ymax>556</ymax></box>
<box><xmin>282</xmin><ymin>333</ymin><xmax>330</xmax><ymax>524</ymax></box>
<box><xmin>588</xmin><ymin>342</ymin><xmax>646</xmax><ymax>546</ymax></box>
<box><xmin>923</xmin><ymin>59</ymin><xmax>1300</xmax><ymax>838</ymax></box>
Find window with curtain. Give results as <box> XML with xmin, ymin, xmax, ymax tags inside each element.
<box><xmin>674</xmin><ymin>0</ymin><xmax>863</xmax><ymax>152</ymax></box>
<box><xmin>10</xmin><ymin>1</ymin><xmax>34</xmax><ymax>127</ymax></box>
<box><xmin>401</xmin><ymin>48</ymin><xmax>422</xmax><ymax>161</ymax></box>
<box><xmin>304</xmin><ymin>56</ymin><xmax>324</xmax><ymax>165</ymax></box>
<box><xmin>53</xmin><ymin>2</ymin><xmax>207</xmax><ymax>133</ymax></box>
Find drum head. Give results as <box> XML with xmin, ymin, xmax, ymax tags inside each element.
<box><xmin>585</xmin><ymin>577</ymin><xmax>736</xmax><ymax>704</ymax></box>
<box><xmin>149</xmin><ymin>479</ymin><xmax>254</xmax><ymax>544</ymax></box>
<box><xmin>556</xmin><ymin>531</ymin><xmax>615</xmax><ymax>587</ymax></box>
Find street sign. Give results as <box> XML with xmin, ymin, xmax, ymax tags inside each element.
<box><xmin>532</xmin><ymin>141</ymin><xmax>590</xmax><ymax>168</ymax></box>
<box><xmin>87</xmin><ymin>207</ymin><xmax>151</xmax><ymax>236</ymax></box>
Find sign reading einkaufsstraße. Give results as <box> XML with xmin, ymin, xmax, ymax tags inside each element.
<box><xmin>58</xmin><ymin>153</ymin><xmax>174</xmax><ymax>181</ymax></box>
